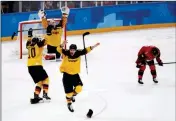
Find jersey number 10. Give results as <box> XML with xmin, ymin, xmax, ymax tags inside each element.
<box><xmin>28</xmin><ymin>48</ymin><xmax>36</xmax><ymax>58</ymax></box>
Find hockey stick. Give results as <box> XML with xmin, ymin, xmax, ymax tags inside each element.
<box><xmin>83</xmin><ymin>32</ymin><xmax>90</xmax><ymax>74</ymax></box>
<box><xmin>11</xmin><ymin>28</ymin><xmax>45</xmax><ymax>40</ymax></box>
<box><xmin>155</xmin><ymin>62</ymin><xmax>176</xmax><ymax>65</ymax></box>
<box><xmin>93</xmin><ymin>92</ymin><xmax>108</xmax><ymax>118</ymax></box>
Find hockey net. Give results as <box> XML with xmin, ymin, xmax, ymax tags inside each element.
<box><xmin>14</xmin><ymin>18</ymin><xmax>66</xmax><ymax>59</ymax></box>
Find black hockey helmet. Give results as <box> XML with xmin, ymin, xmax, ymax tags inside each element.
<box><xmin>69</xmin><ymin>44</ymin><xmax>77</xmax><ymax>50</ymax></box>
<box><xmin>151</xmin><ymin>47</ymin><xmax>159</xmax><ymax>57</ymax></box>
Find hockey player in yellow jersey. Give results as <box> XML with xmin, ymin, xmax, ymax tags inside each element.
<box><xmin>38</xmin><ymin>6</ymin><xmax>70</xmax><ymax>60</ymax></box>
<box><xmin>26</xmin><ymin>28</ymin><xmax>51</xmax><ymax>104</ymax></box>
<box><xmin>57</xmin><ymin>40</ymin><xmax>100</xmax><ymax>112</ymax></box>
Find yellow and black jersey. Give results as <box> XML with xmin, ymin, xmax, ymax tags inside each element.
<box><xmin>41</xmin><ymin>16</ymin><xmax>67</xmax><ymax>47</ymax></box>
<box><xmin>45</xmin><ymin>24</ymin><xmax>63</xmax><ymax>47</ymax></box>
<box><xmin>57</xmin><ymin>47</ymin><xmax>92</xmax><ymax>75</ymax></box>
<box><xmin>26</xmin><ymin>39</ymin><xmax>46</xmax><ymax>66</ymax></box>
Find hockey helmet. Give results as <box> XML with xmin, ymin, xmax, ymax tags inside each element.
<box><xmin>151</xmin><ymin>47</ymin><xmax>159</xmax><ymax>57</ymax></box>
<box><xmin>49</xmin><ymin>19</ymin><xmax>56</xmax><ymax>26</ymax></box>
<box><xmin>69</xmin><ymin>44</ymin><xmax>77</xmax><ymax>50</ymax></box>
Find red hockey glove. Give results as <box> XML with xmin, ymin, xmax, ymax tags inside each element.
<box><xmin>136</xmin><ymin>61</ymin><xmax>146</xmax><ymax>68</ymax></box>
<box><xmin>156</xmin><ymin>57</ymin><xmax>163</xmax><ymax>66</ymax></box>
<box><xmin>158</xmin><ymin>60</ymin><xmax>163</xmax><ymax>66</ymax></box>
<box><xmin>136</xmin><ymin>64</ymin><xmax>141</xmax><ymax>68</ymax></box>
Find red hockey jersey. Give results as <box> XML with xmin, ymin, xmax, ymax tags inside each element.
<box><xmin>136</xmin><ymin>46</ymin><xmax>161</xmax><ymax>64</ymax></box>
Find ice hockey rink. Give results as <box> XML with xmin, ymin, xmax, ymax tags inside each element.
<box><xmin>2</xmin><ymin>27</ymin><xmax>175</xmax><ymax>121</ymax></box>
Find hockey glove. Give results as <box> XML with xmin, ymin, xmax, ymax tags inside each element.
<box><xmin>61</xmin><ymin>6</ymin><xmax>70</xmax><ymax>17</ymax></box>
<box><xmin>158</xmin><ymin>60</ymin><xmax>163</xmax><ymax>66</ymax></box>
<box><xmin>38</xmin><ymin>10</ymin><xmax>46</xmax><ymax>19</ymax></box>
<box><xmin>156</xmin><ymin>57</ymin><xmax>163</xmax><ymax>66</ymax></box>
<box><xmin>28</xmin><ymin>28</ymin><xmax>33</xmax><ymax>37</ymax></box>
<box><xmin>136</xmin><ymin>61</ymin><xmax>146</xmax><ymax>68</ymax></box>
<box><xmin>136</xmin><ymin>64</ymin><xmax>141</xmax><ymax>68</ymax></box>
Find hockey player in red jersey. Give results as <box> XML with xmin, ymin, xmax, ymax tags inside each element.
<box><xmin>136</xmin><ymin>46</ymin><xmax>163</xmax><ymax>84</ymax></box>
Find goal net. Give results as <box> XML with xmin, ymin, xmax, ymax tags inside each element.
<box><xmin>14</xmin><ymin>18</ymin><xmax>66</xmax><ymax>59</ymax></box>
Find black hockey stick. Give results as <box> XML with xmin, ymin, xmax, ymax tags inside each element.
<box><xmin>11</xmin><ymin>28</ymin><xmax>45</xmax><ymax>40</ymax></box>
<box><xmin>155</xmin><ymin>62</ymin><xmax>176</xmax><ymax>65</ymax></box>
<box><xmin>83</xmin><ymin>32</ymin><xmax>90</xmax><ymax>74</ymax></box>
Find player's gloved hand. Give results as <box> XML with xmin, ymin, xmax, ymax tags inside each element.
<box><xmin>38</xmin><ymin>10</ymin><xmax>46</xmax><ymax>19</ymax></box>
<box><xmin>136</xmin><ymin>64</ymin><xmax>141</xmax><ymax>68</ymax></box>
<box><xmin>60</xmin><ymin>40</ymin><xmax>68</xmax><ymax>48</ymax></box>
<box><xmin>158</xmin><ymin>60</ymin><xmax>163</xmax><ymax>66</ymax></box>
<box><xmin>136</xmin><ymin>61</ymin><xmax>145</xmax><ymax>68</ymax></box>
<box><xmin>28</xmin><ymin>28</ymin><xmax>33</xmax><ymax>37</ymax></box>
<box><xmin>91</xmin><ymin>42</ymin><xmax>100</xmax><ymax>49</ymax></box>
<box><xmin>61</xmin><ymin>6</ymin><xmax>70</xmax><ymax>17</ymax></box>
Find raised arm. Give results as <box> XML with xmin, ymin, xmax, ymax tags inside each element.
<box><xmin>26</xmin><ymin>28</ymin><xmax>33</xmax><ymax>49</ymax></box>
<box><xmin>26</xmin><ymin>28</ymin><xmax>46</xmax><ymax>48</ymax></box>
<box><xmin>38</xmin><ymin>10</ymin><xmax>48</xmax><ymax>29</ymax></box>
<box><xmin>79</xmin><ymin>42</ymin><xmax>100</xmax><ymax>56</ymax></box>
<box><xmin>60</xmin><ymin>7</ymin><xmax>70</xmax><ymax>28</ymax></box>
<box><xmin>56</xmin><ymin>40</ymin><xmax>69</xmax><ymax>55</ymax></box>
<box><xmin>38</xmin><ymin>7</ymin><xmax>70</xmax><ymax>29</ymax></box>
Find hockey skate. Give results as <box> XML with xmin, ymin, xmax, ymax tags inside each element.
<box><xmin>67</xmin><ymin>103</ymin><xmax>74</xmax><ymax>112</ymax></box>
<box><xmin>138</xmin><ymin>79</ymin><xmax>144</xmax><ymax>84</ymax></box>
<box><xmin>30</xmin><ymin>93</ymin><xmax>43</xmax><ymax>104</ymax></box>
<box><xmin>43</xmin><ymin>92</ymin><xmax>51</xmax><ymax>102</ymax></box>
<box><xmin>153</xmin><ymin>78</ymin><xmax>158</xmax><ymax>83</ymax></box>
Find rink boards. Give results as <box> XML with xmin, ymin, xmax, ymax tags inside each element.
<box><xmin>1</xmin><ymin>1</ymin><xmax>176</xmax><ymax>41</ymax></box>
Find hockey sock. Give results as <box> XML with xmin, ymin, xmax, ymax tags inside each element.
<box><xmin>34</xmin><ymin>81</ymin><xmax>42</xmax><ymax>96</ymax></box>
<box><xmin>43</xmin><ymin>78</ymin><xmax>49</xmax><ymax>94</ymax></box>
<box><xmin>73</xmin><ymin>91</ymin><xmax>77</xmax><ymax>96</ymax></box>
<box><xmin>151</xmin><ymin>70</ymin><xmax>157</xmax><ymax>78</ymax></box>
<box><xmin>138</xmin><ymin>70</ymin><xmax>144</xmax><ymax>79</ymax></box>
<box><xmin>66</xmin><ymin>92</ymin><xmax>74</xmax><ymax>103</ymax></box>
<box><xmin>66</xmin><ymin>97</ymin><xmax>72</xmax><ymax>103</ymax></box>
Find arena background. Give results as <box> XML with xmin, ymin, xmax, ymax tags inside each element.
<box><xmin>1</xmin><ymin>1</ymin><xmax>176</xmax><ymax>41</ymax></box>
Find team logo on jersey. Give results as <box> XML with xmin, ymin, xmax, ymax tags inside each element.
<box><xmin>68</xmin><ymin>59</ymin><xmax>78</xmax><ymax>62</ymax></box>
<box><xmin>52</xmin><ymin>31</ymin><xmax>59</xmax><ymax>34</ymax></box>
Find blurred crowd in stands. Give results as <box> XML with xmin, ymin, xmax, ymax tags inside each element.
<box><xmin>1</xmin><ymin>1</ymin><xmax>159</xmax><ymax>14</ymax></box>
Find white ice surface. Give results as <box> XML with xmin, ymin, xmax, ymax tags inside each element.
<box><xmin>2</xmin><ymin>27</ymin><xmax>175</xmax><ymax>121</ymax></box>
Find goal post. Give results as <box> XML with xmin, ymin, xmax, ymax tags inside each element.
<box><xmin>16</xmin><ymin>18</ymin><xmax>66</xmax><ymax>59</ymax></box>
